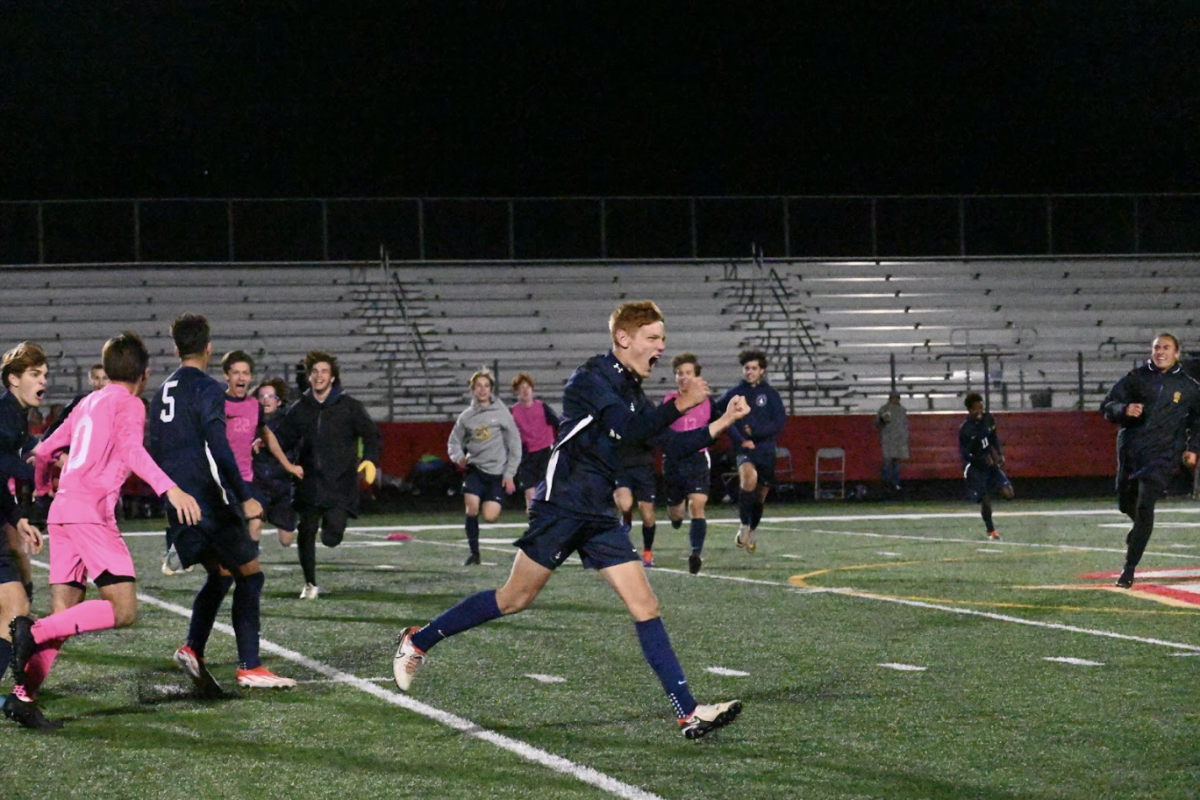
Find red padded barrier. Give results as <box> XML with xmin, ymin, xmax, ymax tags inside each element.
<box><xmin>378</xmin><ymin>411</ymin><xmax>1117</xmax><ymax>483</ymax></box>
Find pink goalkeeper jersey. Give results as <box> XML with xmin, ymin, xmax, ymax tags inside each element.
<box><xmin>35</xmin><ymin>383</ymin><xmax>175</xmax><ymax>525</ymax></box>
<box><xmin>663</xmin><ymin>392</ymin><xmax>711</xmax><ymax>452</ymax></box>
<box><xmin>224</xmin><ymin>393</ymin><xmax>261</xmax><ymax>482</ymax></box>
<box><xmin>511</xmin><ymin>400</ymin><xmax>556</xmax><ymax>453</ymax></box>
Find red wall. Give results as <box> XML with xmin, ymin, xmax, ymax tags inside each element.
<box><xmin>379</xmin><ymin>411</ymin><xmax>1117</xmax><ymax>482</ymax></box>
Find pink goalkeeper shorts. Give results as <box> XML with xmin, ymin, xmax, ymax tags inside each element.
<box><xmin>48</xmin><ymin>523</ymin><xmax>136</xmax><ymax>586</ymax></box>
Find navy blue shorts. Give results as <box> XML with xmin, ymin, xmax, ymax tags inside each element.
<box><xmin>251</xmin><ymin>476</ymin><xmax>298</xmax><ymax>532</ymax></box>
<box><xmin>736</xmin><ymin>449</ymin><xmax>776</xmax><ymax>485</ymax></box>
<box><xmin>170</xmin><ymin>503</ymin><xmax>260</xmax><ymax>571</ymax></box>
<box><xmin>463</xmin><ymin>466</ymin><xmax>506</xmax><ymax>505</ymax></box>
<box><xmin>514</xmin><ymin>501</ymin><xmax>641</xmax><ymax>571</ymax></box>
<box><xmin>0</xmin><ymin>548</ymin><xmax>20</xmax><ymax>585</ymax></box>
<box><xmin>964</xmin><ymin>463</ymin><xmax>1012</xmax><ymax>502</ymax></box>
<box><xmin>664</xmin><ymin>451</ymin><xmax>710</xmax><ymax>506</ymax></box>
<box><xmin>516</xmin><ymin>448</ymin><xmax>551</xmax><ymax>493</ymax></box>
<box><xmin>615</xmin><ymin>462</ymin><xmax>657</xmax><ymax>504</ymax></box>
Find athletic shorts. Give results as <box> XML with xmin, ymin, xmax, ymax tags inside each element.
<box><xmin>736</xmin><ymin>449</ymin><xmax>776</xmax><ymax>485</ymax></box>
<box><xmin>48</xmin><ymin>522</ymin><xmax>136</xmax><ymax>585</ymax></box>
<box><xmin>0</xmin><ymin>547</ymin><xmax>21</xmax><ymax>585</ymax></box>
<box><xmin>614</xmin><ymin>462</ymin><xmax>657</xmax><ymax>504</ymax></box>
<box><xmin>251</xmin><ymin>476</ymin><xmax>298</xmax><ymax>532</ymax></box>
<box><xmin>516</xmin><ymin>448</ymin><xmax>552</xmax><ymax>493</ymax></box>
<box><xmin>169</xmin><ymin>504</ymin><xmax>259</xmax><ymax>572</ymax></box>
<box><xmin>514</xmin><ymin>501</ymin><xmax>641</xmax><ymax>571</ymax></box>
<box><xmin>463</xmin><ymin>467</ymin><xmax>507</xmax><ymax>505</ymax></box>
<box><xmin>964</xmin><ymin>463</ymin><xmax>1012</xmax><ymax>502</ymax></box>
<box><xmin>664</xmin><ymin>451</ymin><xmax>711</xmax><ymax>506</ymax></box>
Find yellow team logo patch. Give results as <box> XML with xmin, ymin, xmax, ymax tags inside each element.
<box><xmin>473</xmin><ymin>425</ymin><xmax>492</xmax><ymax>441</ymax></box>
<box><xmin>1174</xmin><ymin>391</ymin><xmax>1182</xmax><ymax>404</ymax></box>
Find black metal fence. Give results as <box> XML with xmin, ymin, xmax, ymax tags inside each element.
<box><xmin>6</xmin><ymin>193</ymin><xmax>1200</xmax><ymax>264</ymax></box>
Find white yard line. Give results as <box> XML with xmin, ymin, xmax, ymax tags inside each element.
<box><xmin>27</xmin><ymin>558</ymin><xmax>663</xmax><ymax>800</ymax></box>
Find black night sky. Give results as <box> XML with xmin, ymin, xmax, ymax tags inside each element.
<box><xmin>3</xmin><ymin>2</ymin><xmax>1199</xmax><ymax>201</ymax></box>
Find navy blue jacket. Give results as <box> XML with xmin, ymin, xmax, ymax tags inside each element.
<box><xmin>0</xmin><ymin>391</ymin><xmax>37</xmax><ymax>526</ymax></box>
<box><xmin>149</xmin><ymin>366</ymin><xmax>251</xmax><ymax>512</ymax></box>
<box><xmin>1101</xmin><ymin>360</ymin><xmax>1200</xmax><ymax>485</ymax></box>
<box><xmin>536</xmin><ymin>351</ymin><xmax>714</xmax><ymax>519</ymax></box>
<box><xmin>253</xmin><ymin>409</ymin><xmax>295</xmax><ymax>488</ymax></box>
<box><xmin>715</xmin><ymin>379</ymin><xmax>785</xmax><ymax>453</ymax></box>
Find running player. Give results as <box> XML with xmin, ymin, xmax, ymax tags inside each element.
<box><xmin>150</xmin><ymin>313</ymin><xmax>295</xmax><ymax>690</ymax></box>
<box><xmin>1101</xmin><ymin>333</ymin><xmax>1200</xmax><ymax>588</ymax></box>
<box><xmin>614</xmin><ymin>439</ymin><xmax>659</xmax><ymax>568</ymax></box>
<box><xmin>662</xmin><ymin>353</ymin><xmax>713</xmax><ymax>574</ymax></box>
<box><xmin>220</xmin><ymin>351</ymin><xmax>301</xmax><ymax>546</ymax></box>
<box><xmin>5</xmin><ymin>332</ymin><xmax>202</xmax><ymax>729</ymax></box>
<box><xmin>448</xmin><ymin>369</ymin><xmax>521</xmax><ymax>565</ymax></box>
<box><xmin>715</xmin><ymin>349</ymin><xmax>785</xmax><ymax>553</ymax></box>
<box><xmin>393</xmin><ymin>301</ymin><xmax>749</xmax><ymax>739</ymax></box>
<box><xmin>0</xmin><ymin>342</ymin><xmax>49</xmax><ymax>687</ymax></box>
<box><xmin>251</xmin><ymin>378</ymin><xmax>300</xmax><ymax>547</ymax></box>
<box><xmin>509</xmin><ymin>373</ymin><xmax>559</xmax><ymax>513</ymax></box>
<box><xmin>272</xmin><ymin>351</ymin><xmax>381</xmax><ymax>598</ymax></box>
<box><xmin>959</xmin><ymin>392</ymin><xmax>1013</xmax><ymax>540</ymax></box>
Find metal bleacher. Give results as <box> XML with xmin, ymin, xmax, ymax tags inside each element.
<box><xmin>2</xmin><ymin>256</ymin><xmax>1196</xmax><ymax>422</ymax></box>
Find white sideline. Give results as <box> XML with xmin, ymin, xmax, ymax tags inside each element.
<box><xmin>27</xmin><ymin>558</ymin><xmax>663</xmax><ymax>800</ymax></box>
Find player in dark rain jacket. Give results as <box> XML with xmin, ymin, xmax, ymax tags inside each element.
<box><xmin>1101</xmin><ymin>334</ymin><xmax>1200</xmax><ymax>588</ymax></box>
<box><xmin>273</xmin><ymin>350</ymin><xmax>381</xmax><ymax>599</ymax></box>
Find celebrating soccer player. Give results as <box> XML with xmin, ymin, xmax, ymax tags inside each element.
<box><xmin>509</xmin><ymin>373</ymin><xmax>560</xmax><ymax>514</ymax></box>
<box><xmin>0</xmin><ymin>342</ymin><xmax>47</xmax><ymax>713</ymax></box>
<box><xmin>393</xmin><ymin>301</ymin><xmax>749</xmax><ymax>739</ymax></box>
<box><xmin>272</xmin><ymin>350</ymin><xmax>381</xmax><ymax>599</ymax></box>
<box><xmin>5</xmin><ymin>332</ymin><xmax>203</xmax><ymax>729</ymax></box>
<box><xmin>662</xmin><ymin>353</ymin><xmax>713</xmax><ymax>574</ymax></box>
<box><xmin>150</xmin><ymin>314</ymin><xmax>295</xmax><ymax>690</ymax></box>
<box><xmin>448</xmin><ymin>368</ymin><xmax>521</xmax><ymax>566</ymax></box>
<box><xmin>715</xmin><ymin>349</ymin><xmax>785</xmax><ymax>554</ymax></box>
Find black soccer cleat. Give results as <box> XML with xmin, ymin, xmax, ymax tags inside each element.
<box><xmin>687</xmin><ymin>553</ymin><xmax>703</xmax><ymax>575</ymax></box>
<box><xmin>679</xmin><ymin>699</ymin><xmax>742</xmax><ymax>740</ymax></box>
<box><xmin>9</xmin><ymin>615</ymin><xmax>36</xmax><ymax>686</ymax></box>
<box><xmin>1115</xmin><ymin>568</ymin><xmax>1134</xmax><ymax>589</ymax></box>
<box><xmin>462</xmin><ymin>552</ymin><xmax>481</xmax><ymax>566</ymax></box>
<box><xmin>3</xmin><ymin>693</ymin><xmax>62</xmax><ymax>730</ymax></box>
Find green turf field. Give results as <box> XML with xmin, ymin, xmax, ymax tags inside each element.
<box><xmin>5</xmin><ymin>498</ymin><xmax>1200</xmax><ymax>799</ymax></box>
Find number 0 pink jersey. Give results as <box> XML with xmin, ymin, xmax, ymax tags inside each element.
<box><xmin>35</xmin><ymin>384</ymin><xmax>176</xmax><ymax>525</ymax></box>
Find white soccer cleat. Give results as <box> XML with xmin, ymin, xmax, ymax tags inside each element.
<box><xmin>299</xmin><ymin>583</ymin><xmax>320</xmax><ymax>600</ymax></box>
<box><xmin>392</xmin><ymin>626</ymin><xmax>427</xmax><ymax>692</ymax></box>
<box><xmin>236</xmin><ymin>666</ymin><xmax>297</xmax><ymax>688</ymax></box>
<box><xmin>679</xmin><ymin>699</ymin><xmax>743</xmax><ymax>740</ymax></box>
<box><xmin>745</xmin><ymin>528</ymin><xmax>758</xmax><ymax>554</ymax></box>
<box><xmin>734</xmin><ymin>524</ymin><xmax>750</xmax><ymax>549</ymax></box>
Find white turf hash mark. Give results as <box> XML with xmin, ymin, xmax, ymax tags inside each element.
<box><xmin>526</xmin><ymin>674</ymin><xmax>568</xmax><ymax>684</ymax></box>
<box><xmin>1044</xmin><ymin>657</ymin><xmax>1104</xmax><ymax>666</ymax></box>
<box><xmin>878</xmin><ymin>663</ymin><xmax>927</xmax><ymax>672</ymax></box>
<box><xmin>705</xmin><ymin>667</ymin><xmax>750</xmax><ymax>677</ymax></box>
<box><xmin>29</xmin><ymin>558</ymin><xmax>665</xmax><ymax>800</ymax></box>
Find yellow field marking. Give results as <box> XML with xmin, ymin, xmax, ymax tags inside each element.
<box><xmin>789</xmin><ymin>558</ymin><xmax>1200</xmax><ymax>616</ymax></box>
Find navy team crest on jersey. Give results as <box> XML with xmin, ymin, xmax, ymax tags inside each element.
<box><xmin>1174</xmin><ymin>391</ymin><xmax>1182</xmax><ymax>403</ymax></box>
<box><xmin>755</xmin><ymin>395</ymin><xmax>767</xmax><ymax>407</ymax></box>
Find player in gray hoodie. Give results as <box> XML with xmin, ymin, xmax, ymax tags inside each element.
<box><xmin>448</xmin><ymin>369</ymin><xmax>522</xmax><ymax>565</ymax></box>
